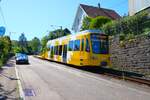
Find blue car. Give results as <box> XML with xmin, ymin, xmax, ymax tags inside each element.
<box><xmin>15</xmin><ymin>53</ymin><xmax>29</xmax><ymax>64</ymax></box>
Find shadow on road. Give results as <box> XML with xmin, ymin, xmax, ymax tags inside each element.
<box><xmin>0</xmin><ymin>85</ymin><xmax>20</xmax><ymax>100</ymax></box>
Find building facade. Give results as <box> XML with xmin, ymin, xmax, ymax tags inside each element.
<box><xmin>129</xmin><ymin>0</ymin><xmax>150</xmax><ymax>16</ymax></box>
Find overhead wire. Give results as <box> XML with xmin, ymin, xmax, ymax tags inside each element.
<box><xmin>0</xmin><ymin>0</ymin><xmax>10</xmax><ymax>36</ymax></box>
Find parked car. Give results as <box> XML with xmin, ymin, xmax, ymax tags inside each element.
<box><xmin>15</xmin><ymin>53</ymin><xmax>29</xmax><ymax>64</ymax></box>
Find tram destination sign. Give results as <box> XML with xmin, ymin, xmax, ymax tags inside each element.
<box><xmin>91</xmin><ymin>34</ymin><xmax>107</xmax><ymax>40</ymax></box>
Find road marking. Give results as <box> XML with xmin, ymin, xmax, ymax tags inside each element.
<box><xmin>24</xmin><ymin>88</ymin><xmax>36</xmax><ymax>96</ymax></box>
<box><xmin>15</xmin><ymin>66</ymin><xmax>25</xmax><ymax>100</ymax></box>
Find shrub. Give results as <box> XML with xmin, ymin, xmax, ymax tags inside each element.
<box><xmin>102</xmin><ymin>11</ymin><xmax>149</xmax><ymax>36</ymax></box>
<box><xmin>119</xmin><ymin>33</ymin><xmax>126</xmax><ymax>41</ymax></box>
<box><xmin>0</xmin><ymin>36</ymin><xmax>11</xmax><ymax>68</ymax></box>
<box><xmin>126</xmin><ymin>34</ymin><xmax>135</xmax><ymax>40</ymax></box>
<box><xmin>89</xmin><ymin>16</ymin><xmax>111</xmax><ymax>30</ymax></box>
<box><xmin>81</xmin><ymin>17</ymin><xmax>92</xmax><ymax>31</ymax></box>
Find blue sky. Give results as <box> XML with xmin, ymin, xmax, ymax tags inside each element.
<box><xmin>0</xmin><ymin>0</ymin><xmax>128</xmax><ymax>40</ymax></box>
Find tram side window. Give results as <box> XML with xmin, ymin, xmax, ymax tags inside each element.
<box><xmin>74</xmin><ymin>40</ymin><xmax>80</xmax><ymax>51</ymax></box>
<box><xmin>59</xmin><ymin>45</ymin><xmax>62</xmax><ymax>55</ymax></box>
<box><xmin>81</xmin><ymin>39</ymin><xmax>84</xmax><ymax>51</ymax></box>
<box><xmin>54</xmin><ymin>46</ymin><xmax>58</xmax><ymax>55</ymax></box>
<box><xmin>54</xmin><ymin>46</ymin><xmax>56</xmax><ymax>55</ymax></box>
<box><xmin>68</xmin><ymin>41</ymin><xmax>74</xmax><ymax>51</ymax></box>
<box><xmin>86</xmin><ymin>38</ymin><xmax>90</xmax><ymax>52</ymax></box>
<box><xmin>50</xmin><ymin>46</ymin><xmax>54</xmax><ymax>58</ymax></box>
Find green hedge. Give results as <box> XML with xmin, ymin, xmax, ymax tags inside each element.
<box><xmin>102</xmin><ymin>11</ymin><xmax>150</xmax><ymax>37</ymax></box>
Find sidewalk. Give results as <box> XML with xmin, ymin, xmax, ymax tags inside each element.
<box><xmin>0</xmin><ymin>58</ymin><xmax>20</xmax><ymax>100</ymax></box>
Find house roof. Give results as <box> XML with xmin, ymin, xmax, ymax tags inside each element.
<box><xmin>80</xmin><ymin>4</ymin><xmax>121</xmax><ymax>20</ymax></box>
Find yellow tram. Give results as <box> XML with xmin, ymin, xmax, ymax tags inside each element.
<box><xmin>41</xmin><ymin>30</ymin><xmax>110</xmax><ymax>67</ymax></box>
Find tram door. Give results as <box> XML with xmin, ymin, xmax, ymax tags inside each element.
<box><xmin>80</xmin><ymin>38</ymin><xmax>85</xmax><ymax>65</ymax></box>
<box><xmin>63</xmin><ymin>45</ymin><xmax>67</xmax><ymax>63</ymax></box>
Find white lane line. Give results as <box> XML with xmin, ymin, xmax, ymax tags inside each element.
<box><xmin>15</xmin><ymin>66</ymin><xmax>25</xmax><ymax>100</ymax></box>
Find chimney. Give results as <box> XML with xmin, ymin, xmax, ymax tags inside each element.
<box><xmin>98</xmin><ymin>3</ymin><xmax>101</xmax><ymax>8</ymax></box>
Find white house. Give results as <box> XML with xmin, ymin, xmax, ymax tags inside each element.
<box><xmin>129</xmin><ymin>0</ymin><xmax>150</xmax><ymax>16</ymax></box>
<box><xmin>72</xmin><ymin>4</ymin><xmax>121</xmax><ymax>32</ymax></box>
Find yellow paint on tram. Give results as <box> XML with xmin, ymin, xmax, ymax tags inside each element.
<box><xmin>41</xmin><ymin>30</ymin><xmax>111</xmax><ymax>67</ymax></box>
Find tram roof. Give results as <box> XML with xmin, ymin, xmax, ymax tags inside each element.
<box><xmin>77</xmin><ymin>30</ymin><xmax>103</xmax><ymax>34</ymax></box>
<box><xmin>47</xmin><ymin>30</ymin><xmax>104</xmax><ymax>45</ymax></box>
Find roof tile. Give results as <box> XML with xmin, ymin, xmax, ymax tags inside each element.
<box><xmin>80</xmin><ymin>4</ymin><xmax>121</xmax><ymax>20</ymax></box>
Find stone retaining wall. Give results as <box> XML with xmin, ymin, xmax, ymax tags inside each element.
<box><xmin>110</xmin><ymin>36</ymin><xmax>150</xmax><ymax>77</ymax></box>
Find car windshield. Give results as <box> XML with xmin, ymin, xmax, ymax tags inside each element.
<box><xmin>91</xmin><ymin>34</ymin><xmax>109</xmax><ymax>54</ymax></box>
<box><xmin>16</xmin><ymin>53</ymin><xmax>27</xmax><ymax>59</ymax></box>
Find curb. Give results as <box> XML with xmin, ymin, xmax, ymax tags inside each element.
<box><xmin>15</xmin><ymin>66</ymin><xmax>25</xmax><ymax>100</ymax></box>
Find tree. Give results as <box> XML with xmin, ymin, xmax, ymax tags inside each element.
<box><xmin>3</xmin><ymin>36</ymin><xmax>11</xmax><ymax>52</ymax></box>
<box><xmin>30</xmin><ymin>37</ymin><xmax>41</xmax><ymax>54</ymax></box>
<box><xmin>41</xmin><ymin>36</ymin><xmax>48</xmax><ymax>52</ymax></box>
<box><xmin>40</xmin><ymin>28</ymin><xmax>71</xmax><ymax>53</ymax></box>
<box><xmin>0</xmin><ymin>36</ymin><xmax>12</xmax><ymax>67</ymax></box>
<box><xmin>19</xmin><ymin>33</ymin><xmax>27</xmax><ymax>47</ymax></box>
<box><xmin>48</xmin><ymin>32</ymin><xmax>55</xmax><ymax>40</ymax></box>
<box><xmin>89</xmin><ymin>16</ymin><xmax>111</xmax><ymax>30</ymax></box>
<box><xmin>49</xmin><ymin>28</ymin><xmax>71</xmax><ymax>39</ymax></box>
<box><xmin>18</xmin><ymin>33</ymin><xmax>28</xmax><ymax>53</ymax></box>
<box><xmin>81</xmin><ymin>16</ymin><xmax>92</xmax><ymax>31</ymax></box>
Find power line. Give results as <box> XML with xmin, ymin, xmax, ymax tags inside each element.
<box><xmin>0</xmin><ymin>6</ymin><xmax>6</xmax><ymax>26</ymax></box>
<box><xmin>0</xmin><ymin>0</ymin><xmax>10</xmax><ymax>36</ymax></box>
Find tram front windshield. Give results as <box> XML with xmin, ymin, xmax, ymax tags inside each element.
<box><xmin>91</xmin><ymin>34</ymin><xmax>109</xmax><ymax>54</ymax></box>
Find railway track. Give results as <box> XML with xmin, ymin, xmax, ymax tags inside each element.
<box><xmin>98</xmin><ymin>68</ymin><xmax>150</xmax><ymax>86</ymax></box>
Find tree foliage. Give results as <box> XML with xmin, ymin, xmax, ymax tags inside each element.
<box><xmin>19</xmin><ymin>33</ymin><xmax>28</xmax><ymax>48</ymax></box>
<box><xmin>81</xmin><ymin>17</ymin><xmax>92</xmax><ymax>31</ymax></box>
<box><xmin>41</xmin><ymin>36</ymin><xmax>48</xmax><ymax>52</ymax></box>
<box><xmin>41</xmin><ymin>28</ymin><xmax>71</xmax><ymax>52</ymax></box>
<box><xmin>89</xmin><ymin>16</ymin><xmax>111</xmax><ymax>30</ymax></box>
<box><xmin>0</xmin><ymin>36</ymin><xmax>12</xmax><ymax>67</ymax></box>
<box><xmin>17</xmin><ymin>33</ymin><xmax>28</xmax><ymax>54</ymax></box>
<box><xmin>29</xmin><ymin>37</ymin><xmax>41</xmax><ymax>54</ymax></box>
<box><xmin>81</xmin><ymin>16</ymin><xmax>111</xmax><ymax>31</ymax></box>
<box><xmin>12</xmin><ymin>33</ymin><xmax>41</xmax><ymax>55</ymax></box>
<box><xmin>102</xmin><ymin>11</ymin><xmax>149</xmax><ymax>38</ymax></box>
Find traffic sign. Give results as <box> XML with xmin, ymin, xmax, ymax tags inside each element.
<box><xmin>0</xmin><ymin>26</ymin><xmax>6</xmax><ymax>36</ymax></box>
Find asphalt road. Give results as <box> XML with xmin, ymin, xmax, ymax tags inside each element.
<box><xmin>16</xmin><ymin>56</ymin><xmax>150</xmax><ymax>100</ymax></box>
